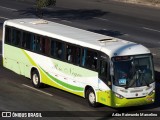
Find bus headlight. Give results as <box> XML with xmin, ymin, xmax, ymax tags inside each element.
<box><xmin>115</xmin><ymin>93</ymin><xmax>124</xmax><ymax>99</ymax></box>
<box><xmin>148</xmin><ymin>90</ymin><xmax>155</xmax><ymax>96</ymax></box>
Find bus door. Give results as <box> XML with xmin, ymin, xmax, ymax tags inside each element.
<box><xmin>99</xmin><ymin>59</ymin><xmax>108</xmax><ymax>85</ymax></box>
<box><xmin>98</xmin><ymin>57</ymin><xmax>111</xmax><ymax>105</ymax></box>
<box><xmin>98</xmin><ymin>53</ymin><xmax>111</xmax><ymax>89</ymax></box>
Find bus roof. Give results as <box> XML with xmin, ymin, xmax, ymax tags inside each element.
<box><xmin>4</xmin><ymin>18</ymin><xmax>150</xmax><ymax>57</ymax></box>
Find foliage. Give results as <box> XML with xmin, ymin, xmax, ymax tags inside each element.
<box><xmin>35</xmin><ymin>0</ymin><xmax>56</xmax><ymax>17</ymax></box>
<box><xmin>36</xmin><ymin>0</ymin><xmax>56</xmax><ymax>9</ymax></box>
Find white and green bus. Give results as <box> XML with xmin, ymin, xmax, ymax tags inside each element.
<box><xmin>2</xmin><ymin>18</ymin><xmax>155</xmax><ymax>107</ymax></box>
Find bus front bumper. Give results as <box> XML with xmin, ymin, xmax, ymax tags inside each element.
<box><xmin>112</xmin><ymin>93</ymin><xmax>155</xmax><ymax>108</ymax></box>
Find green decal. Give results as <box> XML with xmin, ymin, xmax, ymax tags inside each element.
<box><xmin>54</xmin><ymin>63</ymin><xmax>82</xmax><ymax>77</ymax></box>
<box><xmin>23</xmin><ymin>50</ymin><xmax>84</xmax><ymax>92</ymax></box>
<box><xmin>41</xmin><ymin>67</ymin><xmax>84</xmax><ymax>91</ymax></box>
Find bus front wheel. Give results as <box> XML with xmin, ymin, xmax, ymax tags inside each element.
<box><xmin>31</xmin><ymin>70</ymin><xmax>42</xmax><ymax>88</ymax></box>
<box><xmin>86</xmin><ymin>88</ymin><xmax>99</xmax><ymax>107</ymax></box>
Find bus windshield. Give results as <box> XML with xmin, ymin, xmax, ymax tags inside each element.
<box><xmin>112</xmin><ymin>55</ymin><xmax>154</xmax><ymax>88</ymax></box>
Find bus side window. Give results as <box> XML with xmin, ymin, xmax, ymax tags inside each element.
<box><xmin>30</xmin><ymin>35</ymin><xmax>40</xmax><ymax>52</ymax></box>
<box><xmin>5</xmin><ymin>26</ymin><xmax>12</xmax><ymax>44</ymax></box>
<box><xmin>51</xmin><ymin>40</ymin><xmax>64</xmax><ymax>60</ymax></box>
<box><xmin>44</xmin><ymin>37</ymin><xmax>50</xmax><ymax>56</ymax></box>
<box><xmin>51</xmin><ymin>40</ymin><xmax>55</xmax><ymax>57</ymax></box>
<box><xmin>22</xmin><ymin>32</ymin><xmax>32</xmax><ymax>50</ymax></box>
<box><xmin>30</xmin><ymin>35</ymin><xmax>35</xmax><ymax>51</ymax></box>
<box><xmin>39</xmin><ymin>36</ymin><xmax>50</xmax><ymax>55</ymax></box>
<box><xmin>81</xmin><ymin>48</ymin><xmax>87</xmax><ymax>67</ymax></box>
<box><xmin>81</xmin><ymin>48</ymin><xmax>98</xmax><ymax>70</ymax></box>
<box><xmin>66</xmin><ymin>44</ymin><xmax>80</xmax><ymax>65</ymax></box>
<box><xmin>66</xmin><ymin>45</ymin><xmax>72</xmax><ymax>62</ymax></box>
<box><xmin>34</xmin><ymin>35</ymin><xmax>44</xmax><ymax>53</ymax></box>
<box><xmin>12</xmin><ymin>29</ymin><xmax>21</xmax><ymax>46</ymax></box>
<box><xmin>55</xmin><ymin>41</ymin><xmax>64</xmax><ymax>60</ymax></box>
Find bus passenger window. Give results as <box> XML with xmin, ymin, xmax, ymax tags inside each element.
<box><xmin>66</xmin><ymin>45</ymin><xmax>72</xmax><ymax>62</ymax></box>
<box><xmin>5</xmin><ymin>27</ymin><xmax>12</xmax><ymax>44</ymax></box>
<box><xmin>55</xmin><ymin>41</ymin><xmax>64</xmax><ymax>60</ymax></box>
<box><xmin>12</xmin><ymin>29</ymin><xmax>21</xmax><ymax>46</ymax></box>
<box><xmin>44</xmin><ymin>37</ymin><xmax>50</xmax><ymax>56</ymax></box>
<box><xmin>22</xmin><ymin>32</ymin><xmax>32</xmax><ymax>50</ymax></box>
<box><xmin>51</xmin><ymin>40</ymin><xmax>55</xmax><ymax>57</ymax></box>
<box><xmin>36</xmin><ymin>36</ymin><xmax>45</xmax><ymax>53</ymax></box>
<box><xmin>81</xmin><ymin>49</ymin><xmax>98</xmax><ymax>70</ymax></box>
<box><xmin>66</xmin><ymin>44</ymin><xmax>80</xmax><ymax>65</ymax></box>
<box><xmin>34</xmin><ymin>36</ymin><xmax>40</xmax><ymax>52</ymax></box>
<box><xmin>75</xmin><ymin>47</ymin><xmax>81</xmax><ymax>65</ymax></box>
<box><xmin>31</xmin><ymin>35</ymin><xmax>43</xmax><ymax>53</ymax></box>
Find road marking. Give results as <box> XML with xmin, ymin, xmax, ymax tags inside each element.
<box><xmin>61</xmin><ymin>20</ymin><xmax>72</xmax><ymax>23</ymax></box>
<box><xmin>0</xmin><ymin>5</ymin><xmax>17</xmax><ymax>11</ymax></box>
<box><xmin>51</xmin><ymin>17</ymin><xmax>59</xmax><ymax>20</ymax></box>
<box><xmin>143</xmin><ymin>27</ymin><xmax>160</xmax><ymax>33</ymax></box>
<box><xmin>123</xmin><ymin>33</ymin><xmax>129</xmax><ymax>36</ymax></box>
<box><xmin>94</xmin><ymin>17</ymin><xmax>109</xmax><ymax>22</ymax></box>
<box><xmin>22</xmin><ymin>84</ymin><xmax>53</xmax><ymax>97</ymax></box>
<box><xmin>0</xmin><ymin>16</ymin><xmax>9</xmax><ymax>20</ymax></box>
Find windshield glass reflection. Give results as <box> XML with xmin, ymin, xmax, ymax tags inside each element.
<box><xmin>112</xmin><ymin>55</ymin><xmax>154</xmax><ymax>88</ymax></box>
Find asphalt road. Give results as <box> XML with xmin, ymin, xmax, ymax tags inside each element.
<box><xmin>0</xmin><ymin>0</ymin><xmax>160</xmax><ymax>119</ymax></box>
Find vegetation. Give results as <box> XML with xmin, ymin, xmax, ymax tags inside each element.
<box><xmin>36</xmin><ymin>0</ymin><xmax>56</xmax><ymax>17</ymax></box>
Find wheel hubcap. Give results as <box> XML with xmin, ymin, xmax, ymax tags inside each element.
<box><xmin>33</xmin><ymin>74</ymin><xmax>39</xmax><ymax>85</ymax></box>
<box><xmin>89</xmin><ymin>92</ymin><xmax>95</xmax><ymax>104</ymax></box>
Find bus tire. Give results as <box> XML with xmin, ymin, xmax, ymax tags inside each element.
<box><xmin>86</xmin><ymin>88</ymin><xmax>99</xmax><ymax>107</ymax></box>
<box><xmin>31</xmin><ymin>70</ymin><xmax>42</xmax><ymax>88</ymax></box>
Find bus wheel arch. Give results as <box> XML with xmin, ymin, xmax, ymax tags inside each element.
<box><xmin>85</xmin><ymin>85</ymin><xmax>99</xmax><ymax>107</ymax></box>
<box><xmin>31</xmin><ymin>67</ymin><xmax>43</xmax><ymax>88</ymax></box>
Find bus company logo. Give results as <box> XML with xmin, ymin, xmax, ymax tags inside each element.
<box><xmin>2</xmin><ymin>112</ymin><xmax>11</xmax><ymax>117</ymax></box>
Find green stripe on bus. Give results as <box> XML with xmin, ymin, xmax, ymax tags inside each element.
<box><xmin>23</xmin><ymin>51</ymin><xmax>37</xmax><ymax>66</ymax></box>
<box><xmin>41</xmin><ymin>68</ymin><xmax>84</xmax><ymax>91</ymax></box>
<box><xmin>23</xmin><ymin>50</ymin><xmax>84</xmax><ymax>92</ymax></box>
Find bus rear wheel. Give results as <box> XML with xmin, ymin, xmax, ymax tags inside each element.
<box><xmin>86</xmin><ymin>88</ymin><xmax>99</xmax><ymax>107</ymax></box>
<box><xmin>31</xmin><ymin>70</ymin><xmax>42</xmax><ymax>88</ymax></box>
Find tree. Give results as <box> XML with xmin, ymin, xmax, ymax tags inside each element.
<box><xmin>36</xmin><ymin>0</ymin><xmax>56</xmax><ymax>18</ymax></box>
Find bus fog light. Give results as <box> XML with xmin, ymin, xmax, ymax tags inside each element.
<box><xmin>115</xmin><ymin>93</ymin><xmax>124</xmax><ymax>99</ymax></box>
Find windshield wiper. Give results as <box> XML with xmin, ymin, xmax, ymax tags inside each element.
<box><xmin>125</xmin><ymin>70</ymin><xmax>150</xmax><ymax>89</ymax></box>
<box><xmin>139</xmin><ymin>70</ymin><xmax>150</xmax><ymax>87</ymax></box>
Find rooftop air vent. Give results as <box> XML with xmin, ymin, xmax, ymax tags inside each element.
<box><xmin>30</xmin><ymin>20</ymin><xmax>48</xmax><ymax>25</ymax></box>
<box><xmin>98</xmin><ymin>39</ymin><xmax>118</xmax><ymax>43</ymax></box>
